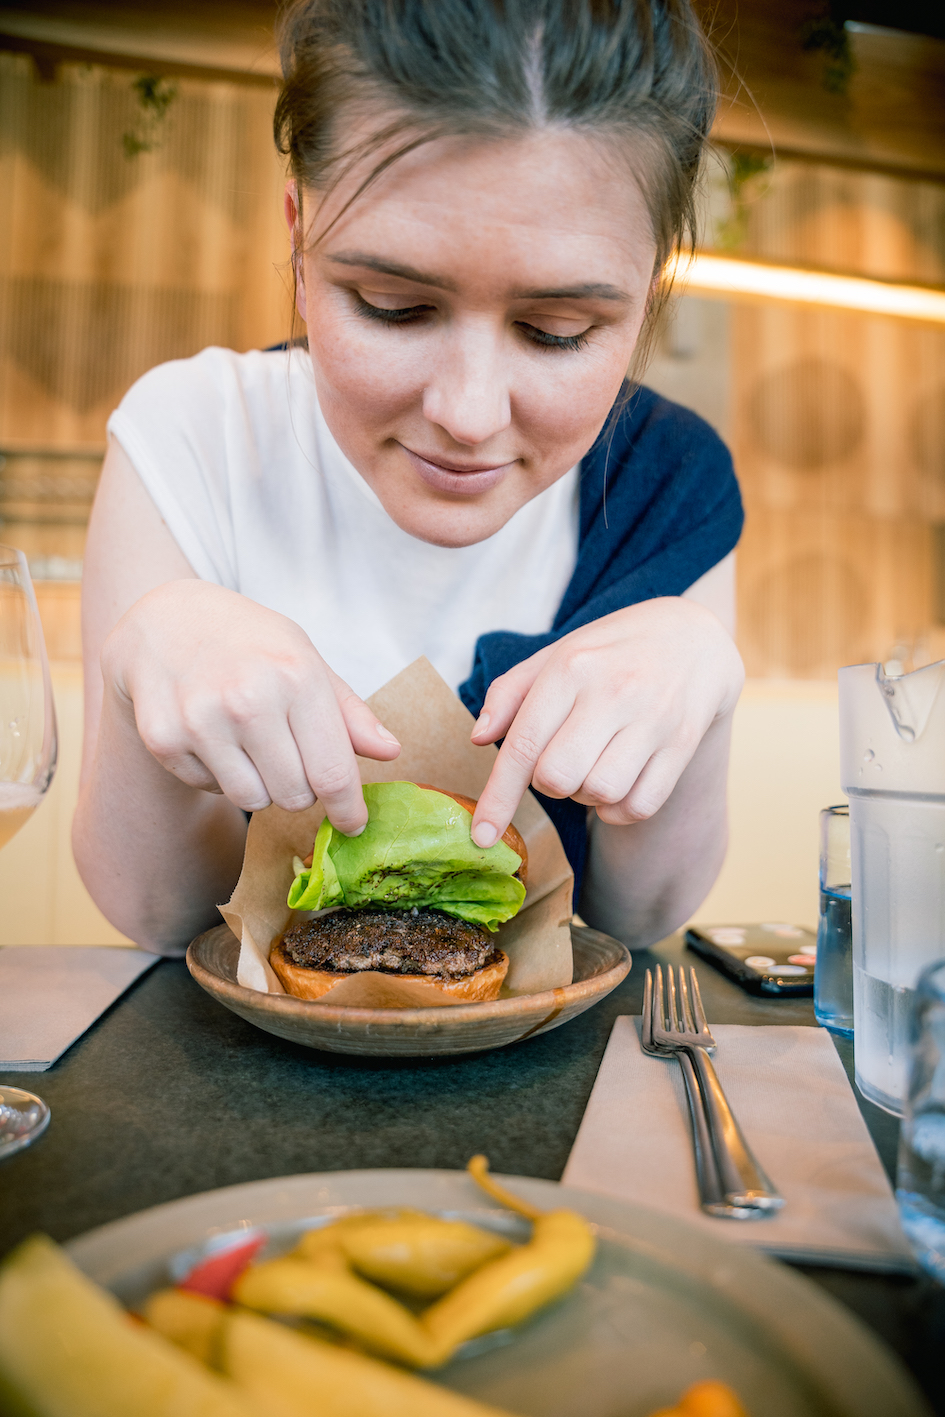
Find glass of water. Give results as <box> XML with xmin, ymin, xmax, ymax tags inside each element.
<box><xmin>897</xmin><ymin>959</ymin><xmax>945</xmax><ymax>1281</ymax></box>
<box><xmin>0</xmin><ymin>545</ymin><xmax>57</xmax><ymax>1158</ymax></box>
<box><xmin>814</xmin><ymin>804</ymin><xmax>853</xmax><ymax>1037</ymax></box>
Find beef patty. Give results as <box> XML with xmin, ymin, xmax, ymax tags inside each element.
<box><xmin>282</xmin><ymin>907</ymin><xmax>498</xmax><ymax>978</ymax></box>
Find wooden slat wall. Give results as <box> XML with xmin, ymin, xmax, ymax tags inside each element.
<box><xmin>716</xmin><ymin>158</ymin><xmax>945</xmax><ymax>676</ymax></box>
<box><xmin>0</xmin><ymin>52</ymin><xmax>289</xmax><ymax>448</ymax></box>
<box><xmin>0</xmin><ymin>52</ymin><xmax>291</xmax><ymax>666</ymax></box>
<box><xmin>699</xmin><ymin>0</ymin><xmax>945</xmax><ymax>179</ymax></box>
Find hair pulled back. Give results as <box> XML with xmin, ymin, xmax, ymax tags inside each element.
<box><xmin>275</xmin><ymin>0</ymin><xmax>717</xmax><ymax>278</ymax></box>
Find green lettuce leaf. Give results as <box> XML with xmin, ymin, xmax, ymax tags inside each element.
<box><xmin>287</xmin><ymin>781</ymin><xmax>525</xmax><ymax>932</ymax></box>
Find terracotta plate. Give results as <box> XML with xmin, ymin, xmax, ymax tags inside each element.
<box><xmin>186</xmin><ymin>921</ymin><xmax>630</xmax><ymax>1057</ymax></box>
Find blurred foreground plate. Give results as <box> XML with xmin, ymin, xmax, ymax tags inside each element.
<box><xmin>66</xmin><ymin>1169</ymin><xmax>929</xmax><ymax>1417</ymax></box>
<box><xmin>186</xmin><ymin>921</ymin><xmax>630</xmax><ymax>1057</ymax></box>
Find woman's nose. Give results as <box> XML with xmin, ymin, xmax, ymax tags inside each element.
<box><xmin>421</xmin><ymin>328</ymin><xmax>512</xmax><ymax>446</ymax></box>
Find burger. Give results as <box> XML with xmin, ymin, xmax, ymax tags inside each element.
<box><xmin>269</xmin><ymin>781</ymin><xmax>528</xmax><ymax>1003</ymax></box>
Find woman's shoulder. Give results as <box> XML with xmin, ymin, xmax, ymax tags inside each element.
<box><xmin>598</xmin><ymin>383</ymin><xmax>731</xmax><ymax>467</ymax></box>
<box><xmin>114</xmin><ymin>346</ymin><xmax>290</xmax><ymax>420</ymax></box>
<box><xmin>105</xmin><ymin>347</ymin><xmax>305</xmax><ymax>588</ymax></box>
<box><xmin>582</xmin><ymin>384</ymin><xmax>737</xmax><ymax>514</ymax></box>
<box><xmin>574</xmin><ymin>383</ymin><xmax>742</xmax><ymax>562</ymax></box>
<box><xmin>107</xmin><ymin>345</ymin><xmax>303</xmax><ymax>514</ymax></box>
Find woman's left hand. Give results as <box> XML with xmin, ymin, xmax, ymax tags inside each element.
<box><xmin>469</xmin><ymin>597</ymin><xmax>744</xmax><ymax>848</ymax></box>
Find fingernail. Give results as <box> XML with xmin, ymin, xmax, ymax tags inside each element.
<box><xmin>473</xmin><ymin>821</ymin><xmax>497</xmax><ymax>848</ymax></box>
<box><xmin>375</xmin><ymin>723</ymin><xmax>400</xmax><ymax>746</ymax></box>
<box><xmin>346</xmin><ymin>822</ymin><xmax>366</xmax><ymax>837</ymax></box>
<box><xmin>472</xmin><ymin>711</ymin><xmax>490</xmax><ymax>736</ymax></box>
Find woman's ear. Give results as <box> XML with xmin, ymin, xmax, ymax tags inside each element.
<box><xmin>284</xmin><ymin>179</ymin><xmax>308</xmax><ymax>321</ymax></box>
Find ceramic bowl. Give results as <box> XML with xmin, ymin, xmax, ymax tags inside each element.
<box><xmin>186</xmin><ymin>922</ymin><xmax>630</xmax><ymax>1058</ymax></box>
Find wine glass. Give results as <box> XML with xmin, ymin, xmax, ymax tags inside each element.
<box><xmin>0</xmin><ymin>544</ymin><xmax>58</xmax><ymax>1159</ymax></box>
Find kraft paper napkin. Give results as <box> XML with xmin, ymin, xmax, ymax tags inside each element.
<box><xmin>0</xmin><ymin>946</ymin><xmax>158</xmax><ymax>1072</ymax></box>
<box><xmin>223</xmin><ymin>658</ymin><xmax>574</xmax><ymax>1000</ymax></box>
<box><xmin>563</xmin><ymin>1017</ymin><xmax>915</xmax><ymax>1272</ymax></box>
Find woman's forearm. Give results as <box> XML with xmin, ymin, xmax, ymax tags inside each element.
<box><xmin>73</xmin><ymin>687</ymin><xmax>248</xmax><ymax>954</ymax></box>
<box><xmin>578</xmin><ymin>711</ymin><xmax>733</xmax><ymax>948</ymax></box>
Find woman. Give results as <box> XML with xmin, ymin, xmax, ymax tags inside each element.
<box><xmin>74</xmin><ymin>0</ymin><xmax>744</xmax><ymax>955</ymax></box>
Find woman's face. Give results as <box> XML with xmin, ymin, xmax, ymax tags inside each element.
<box><xmin>288</xmin><ymin>127</ymin><xmax>658</xmax><ymax>548</ymax></box>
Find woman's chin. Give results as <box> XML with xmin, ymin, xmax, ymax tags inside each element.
<box><xmin>380</xmin><ymin>487</ymin><xmax>518</xmax><ymax>548</ymax></box>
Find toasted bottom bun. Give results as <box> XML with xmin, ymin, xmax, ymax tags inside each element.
<box><xmin>269</xmin><ymin>939</ymin><xmax>509</xmax><ymax>1004</ymax></box>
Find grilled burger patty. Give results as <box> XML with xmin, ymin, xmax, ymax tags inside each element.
<box><xmin>282</xmin><ymin>907</ymin><xmax>498</xmax><ymax>979</ymax></box>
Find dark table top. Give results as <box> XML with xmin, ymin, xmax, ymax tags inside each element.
<box><xmin>2</xmin><ymin>931</ymin><xmax>943</xmax><ymax>1413</ymax></box>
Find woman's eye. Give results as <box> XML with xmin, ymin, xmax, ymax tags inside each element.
<box><xmin>516</xmin><ymin>322</ymin><xmax>590</xmax><ymax>352</ymax></box>
<box><xmin>351</xmin><ymin>295</ymin><xmax>590</xmax><ymax>349</ymax></box>
<box><xmin>353</xmin><ymin>292</ymin><xmax>432</xmax><ymax>326</ymax></box>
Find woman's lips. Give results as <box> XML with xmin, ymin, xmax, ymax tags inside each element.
<box><xmin>400</xmin><ymin>445</ymin><xmax>517</xmax><ymax>496</ymax></box>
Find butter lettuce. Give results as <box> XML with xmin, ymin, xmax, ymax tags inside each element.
<box><xmin>287</xmin><ymin>781</ymin><xmax>525</xmax><ymax>931</ymax></box>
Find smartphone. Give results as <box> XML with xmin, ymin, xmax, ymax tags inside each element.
<box><xmin>685</xmin><ymin>923</ymin><xmax>817</xmax><ymax>996</ymax></box>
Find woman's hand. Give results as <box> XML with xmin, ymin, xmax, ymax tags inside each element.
<box><xmin>469</xmin><ymin>597</ymin><xmax>744</xmax><ymax>847</ymax></box>
<box><xmin>101</xmin><ymin>580</ymin><xmax>401</xmax><ymax>835</ymax></box>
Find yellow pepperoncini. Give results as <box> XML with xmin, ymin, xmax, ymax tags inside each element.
<box><xmin>231</xmin><ymin>1158</ymin><xmax>595</xmax><ymax>1372</ymax></box>
<box><xmin>419</xmin><ymin>1156</ymin><xmax>596</xmax><ymax>1366</ymax></box>
<box><xmin>294</xmin><ymin>1209</ymin><xmax>510</xmax><ymax>1299</ymax></box>
<box><xmin>141</xmin><ymin>1288</ymin><xmax>225</xmax><ymax>1367</ymax></box>
<box><xmin>221</xmin><ymin>1309</ymin><xmax>519</xmax><ymax>1417</ymax></box>
<box><xmin>230</xmin><ymin>1256</ymin><xmax>435</xmax><ymax>1368</ymax></box>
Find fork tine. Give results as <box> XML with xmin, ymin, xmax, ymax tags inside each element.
<box><xmin>654</xmin><ymin>963</ymin><xmax>665</xmax><ymax>1030</ymax></box>
<box><xmin>689</xmin><ymin>967</ymin><xmax>708</xmax><ymax>1033</ymax></box>
<box><xmin>677</xmin><ymin>966</ymin><xmax>695</xmax><ymax>1033</ymax></box>
<box><xmin>642</xmin><ymin>969</ymin><xmax>654</xmax><ymax>1048</ymax></box>
<box><xmin>667</xmin><ymin>964</ymin><xmax>681</xmax><ymax>1033</ymax></box>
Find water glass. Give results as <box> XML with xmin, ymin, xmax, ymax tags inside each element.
<box><xmin>0</xmin><ymin>545</ymin><xmax>57</xmax><ymax>845</ymax></box>
<box><xmin>814</xmin><ymin>804</ymin><xmax>853</xmax><ymax>1037</ymax></box>
<box><xmin>0</xmin><ymin>545</ymin><xmax>56</xmax><ymax>1158</ymax></box>
<box><xmin>896</xmin><ymin>958</ymin><xmax>945</xmax><ymax>1281</ymax></box>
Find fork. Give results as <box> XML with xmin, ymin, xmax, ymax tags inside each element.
<box><xmin>641</xmin><ymin>972</ymin><xmax>763</xmax><ymax>1219</ymax></box>
<box><xmin>645</xmin><ymin>964</ymin><xmax>785</xmax><ymax>1216</ymax></box>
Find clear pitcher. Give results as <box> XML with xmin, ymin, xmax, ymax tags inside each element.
<box><xmin>838</xmin><ymin>658</ymin><xmax>945</xmax><ymax>1116</ymax></box>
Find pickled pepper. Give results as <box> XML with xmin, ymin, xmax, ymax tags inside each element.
<box><xmin>231</xmin><ymin>1256</ymin><xmax>435</xmax><ymax>1367</ymax></box>
<box><xmin>295</xmin><ymin>1210</ymin><xmax>509</xmax><ymax>1299</ymax></box>
<box><xmin>419</xmin><ymin>1157</ymin><xmax>596</xmax><ymax>1365</ymax></box>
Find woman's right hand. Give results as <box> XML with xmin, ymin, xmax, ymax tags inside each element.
<box><xmin>100</xmin><ymin>579</ymin><xmax>401</xmax><ymax>835</ymax></box>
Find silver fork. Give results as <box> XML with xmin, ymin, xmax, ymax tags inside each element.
<box><xmin>645</xmin><ymin>964</ymin><xmax>784</xmax><ymax>1216</ymax></box>
<box><xmin>641</xmin><ymin>972</ymin><xmax>760</xmax><ymax>1219</ymax></box>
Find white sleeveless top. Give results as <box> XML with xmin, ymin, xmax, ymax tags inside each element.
<box><xmin>108</xmin><ymin>346</ymin><xmax>580</xmax><ymax>700</ymax></box>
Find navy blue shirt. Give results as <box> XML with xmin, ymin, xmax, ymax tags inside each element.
<box><xmin>457</xmin><ymin>385</ymin><xmax>744</xmax><ymax>897</ymax></box>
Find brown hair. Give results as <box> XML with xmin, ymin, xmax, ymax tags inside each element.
<box><xmin>274</xmin><ymin>0</ymin><xmax>718</xmax><ymax>335</ymax></box>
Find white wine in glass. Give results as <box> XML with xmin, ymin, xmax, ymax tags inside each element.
<box><xmin>0</xmin><ymin>544</ymin><xmax>58</xmax><ymax>1157</ymax></box>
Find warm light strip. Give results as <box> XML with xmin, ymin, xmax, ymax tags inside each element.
<box><xmin>669</xmin><ymin>252</ymin><xmax>945</xmax><ymax>324</ymax></box>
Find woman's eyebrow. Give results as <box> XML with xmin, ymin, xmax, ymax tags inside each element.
<box><xmin>328</xmin><ymin>251</ymin><xmax>458</xmax><ymax>291</ymax></box>
<box><xmin>511</xmin><ymin>282</ymin><xmax>629</xmax><ymax>301</ymax></box>
<box><xmin>327</xmin><ymin>253</ymin><xmax>629</xmax><ymax>304</ymax></box>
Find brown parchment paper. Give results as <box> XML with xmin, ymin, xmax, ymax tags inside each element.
<box><xmin>221</xmin><ymin>658</ymin><xmax>573</xmax><ymax>1003</ymax></box>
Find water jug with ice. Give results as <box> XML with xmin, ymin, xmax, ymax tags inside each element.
<box><xmin>838</xmin><ymin>658</ymin><xmax>945</xmax><ymax>1116</ymax></box>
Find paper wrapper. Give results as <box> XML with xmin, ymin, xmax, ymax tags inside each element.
<box><xmin>221</xmin><ymin>659</ymin><xmax>574</xmax><ymax>1004</ymax></box>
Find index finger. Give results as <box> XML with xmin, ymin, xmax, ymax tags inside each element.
<box><xmin>471</xmin><ymin>680</ymin><xmax>572</xmax><ymax>847</ymax></box>
<box><xmin>288</xmin><ymin>686</ymin><xmax>371</xmax><ymax>837</ymax></box>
